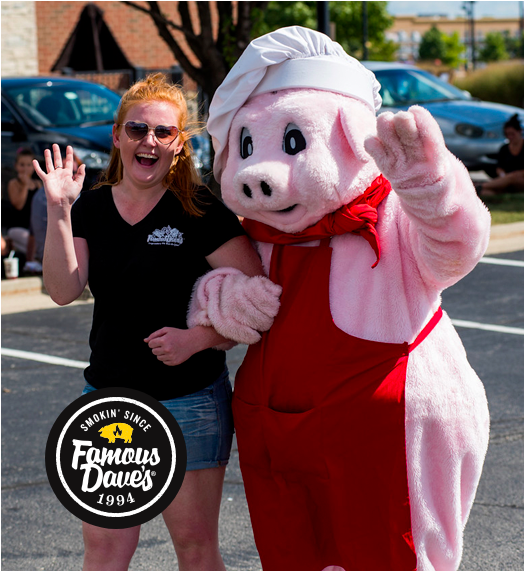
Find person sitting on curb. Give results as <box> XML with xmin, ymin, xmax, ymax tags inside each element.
<box><xmin>4</xmin><ymin>148</ymin><xmax>41</xmax><ymax>255</ymax></box>
<box><xmin>478</xmin><ymin>114</ymin><xmax>524</xmax><ymax>197</ymax></box>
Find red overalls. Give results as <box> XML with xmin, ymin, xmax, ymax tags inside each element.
<box><xmin>233</xmin><ymin>238</ymin><xmax>442</xmax><ymax>571</ymax></box>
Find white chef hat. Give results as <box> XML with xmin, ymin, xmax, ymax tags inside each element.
<box><xmin>207</xmin><ymin>25</ymin><xmax>382</xmax><ymax>183</ymax></box>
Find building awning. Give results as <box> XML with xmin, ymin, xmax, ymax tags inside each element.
<box><xmin>52</xmin><ymin>3</ymin><xmax>132</xmax><ymax>72</ymax></box>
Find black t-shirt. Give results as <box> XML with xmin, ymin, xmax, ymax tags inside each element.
<box><xmin>3</xmin><ymin>187</ymin><xmax>38</xmax><ymax>231</ymax></box>
<box><xmin>497</xmin><ymin>143</ymin><xmax>524</xmax><ymax>174</ymax></box>
<box><xmin>71</xmin><ymin>186</ymin><xmax>245</xmax><ymax>400</ymax></box>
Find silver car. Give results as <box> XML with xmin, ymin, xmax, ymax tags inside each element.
<box><xmin>362</xmin><ymin>61</ymin><xmax>524</xmax><ymax>176</ymax></box>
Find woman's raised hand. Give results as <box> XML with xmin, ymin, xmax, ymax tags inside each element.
<box><xmin>33</xmin><ymin>144</ymin><xmax>86</xmax><ymax>208</ymax></box>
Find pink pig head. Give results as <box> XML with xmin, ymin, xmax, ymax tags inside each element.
<box><xmin>220</xmin><ymin>89</ymin><xmax>380</xmax><ymax>233</ymax></box>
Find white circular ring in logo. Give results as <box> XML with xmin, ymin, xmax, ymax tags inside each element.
<box><xmin>56</xmin><ymin>396</ymin><xmax>176</xmax><ymax>518</ymax></box>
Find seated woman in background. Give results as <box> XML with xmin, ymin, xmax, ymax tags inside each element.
<box><xmin>478</xmin><ymin>113</ymin><xmax>524</xmax><ymax>197</ymax></box>
<box><xmin>4</xmin><ymin>147</ymin><xmax>41</xmax><ymax>254</ymax></box>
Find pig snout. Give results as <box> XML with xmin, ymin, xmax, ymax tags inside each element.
<box><xmin>232</xmin><ymin>161</ymin><xmax>291</xmax><ymax>209</ymax></box>
<box><xmin>243</xmin><ymin>180</ymin><xmax>273</xmax><ymax>198</ymax></box>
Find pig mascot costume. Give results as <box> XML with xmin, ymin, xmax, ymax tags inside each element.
<box><xmin>188</xmin><ymin>26</ymin><xmax>491</xmax><ymax>571</ymax></box>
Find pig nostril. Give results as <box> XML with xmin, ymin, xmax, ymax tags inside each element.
<box><xmin>243</xmin><ymin>184</ymin><xmax>253</xmax><ymax>198</ymax></box>
<box><xmin>261</xmin><ymin>181</ymin><xmax>272</xmax><ymax>197</ymax></box>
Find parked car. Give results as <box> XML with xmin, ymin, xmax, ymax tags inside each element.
<box><xmin>190</xmin><ymin>132</ymin><xmax>212</xmax><ymax>182</ymax></box>
<box><xmin>1</xmin><ymin>76</ymin><xmax>121</xmax><ymax>192</ymax></box>
<box><xmin>362</xmin><ymin>62</ymin><xmax>524</xmax><ymax>176</ymax></box>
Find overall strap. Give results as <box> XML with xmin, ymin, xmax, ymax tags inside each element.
<box><xmin>409</xmin><ymin>307</ymin><xmax>443</xmax><ymax>353</ymax></box>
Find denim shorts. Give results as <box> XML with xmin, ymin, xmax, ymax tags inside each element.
<box><xmin>81</xmin><ymin>369</ymin><xmax>234</xmax><ymax>471</ymax></box>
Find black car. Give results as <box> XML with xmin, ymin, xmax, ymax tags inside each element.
<box><xmin>1</xmin><ymin>76</ymin><xmax>121</xmax><ymax>193</ymax></box>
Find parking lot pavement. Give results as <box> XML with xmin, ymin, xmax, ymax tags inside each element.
<box><xmin>440</xmin><ymin>250</ymin><xmax>524</xmax><ymax>571</ymax></box>
<box><xmin>1</xmin><ymin>247</ymin><xmax>523</xmax><ymax>571</ymax></box>
<box><xmin>0</xmin><ymin>307</ymin><xmax>259</xmax><ymax>571</ymax></box>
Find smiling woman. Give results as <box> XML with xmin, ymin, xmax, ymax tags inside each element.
<box><xmin>94</xmin><ymin>75</ymin><xmax>203</xmax><ymax>217</ymax></box>
<box><xmin>32</xmin><ymin>73</ymin><xmax>278</xmax><ymax>571</ymax></box>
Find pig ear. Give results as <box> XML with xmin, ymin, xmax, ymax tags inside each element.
<box><xmin>216</xmin><ymin>136</ymin><xmax>230</xmax><ymax>184</ymax></box>
<box><xmin>338</xmin><ymin>101</ymin><xmax>377</xmax><ymax>163</ymax></box>
<box><xmin>222</xmin><ymin>140</ymin><xmax>230</xmax><ymax>171</ymax></box>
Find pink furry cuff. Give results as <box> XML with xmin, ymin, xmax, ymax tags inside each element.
<box><xmin>187</xmin><ymin>268</ymin><xmax>282</xmax><ymax>345</ymax></box>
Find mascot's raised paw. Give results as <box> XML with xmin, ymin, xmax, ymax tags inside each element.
<box><xmin>364</xmin><ymin>105</ymin><xmax>450</xmax><ymax>190</ymax></box>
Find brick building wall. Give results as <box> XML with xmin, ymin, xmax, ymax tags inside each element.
<box><xmin>1</xmin><ymin>1</ymin><xmax>39</xmax><ymax>77</ymax></box>
<box><xmin>34</xmin><ymin>1</ymin><xmax>210</xmax><ymax>75</ymax></box>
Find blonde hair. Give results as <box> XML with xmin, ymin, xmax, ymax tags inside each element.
<box><xmin>94</xmin><ymin>73</ymin><xmax>205</xmax><ymax>216</ymax></box>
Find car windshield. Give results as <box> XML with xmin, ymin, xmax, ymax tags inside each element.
<box><xmin>373</xmin><ymin>69</ymin><xmax>471</xmax><ymax>107</ymax></box>
<box><xmin>4</xmin><ymin>82</ymin><xmax>121</xmax><ymax>128</ymax></box>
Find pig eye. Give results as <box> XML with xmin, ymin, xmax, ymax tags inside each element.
<box><xmin>283</xmin><ymin>123</ymin><xmax>306</xmax><ymax>155</ymax></box>
<box><xmin>240</xmin><ymin>127</ymin><xmax>253</xmax><ymax>159</ymax></box>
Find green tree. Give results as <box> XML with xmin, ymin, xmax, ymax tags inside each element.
<box><xmin>418</xmin><ymin>25</ymin><xmax>447</xmax><ymax>61</ymax></box>
<box><xmin>124</xmin><ymin>1</ymin><xmax>268</xmax><ymax>100</ymax></box>
<box><xmin>329</xmin><ymin>1</ymin><xmax>396</xmax><ymax>60</ymax></box>
<box><xmin>419</xmin><ymin>26</ymin><xmax>466</xmax><ymax>67</ymax></box>
<box><xmin>251</xmin><ymin>1</ymin><xmax>397</xmax><ymax>61</ymax></box>
<box><xmin>442</xmin><ymin>31</ymin><xmax>466</xmax><ymax>67</ymax></box>
<box><xmin>250</xmin><ymin>1</ymin><xmax>316</xmax><ymax>35</ymax></box>
<box><xmin>503</xmin><ymin>31</ymin><xmax>524</xmax><ymax>59</ymax></box>
<box><xmin>479</xmin><ymin>31</ymin><xmax>510</xmax><ymax>62</ymax></box>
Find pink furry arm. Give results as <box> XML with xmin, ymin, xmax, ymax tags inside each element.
<box><xmin>187</xmin><ymin>267</ymin><xmax>282</xmax><ymax>345</ymax></box>
<box><xmin>365</xmin><ymin>106</ymin><xmax>491</xmax><ymax>289</ymax></box>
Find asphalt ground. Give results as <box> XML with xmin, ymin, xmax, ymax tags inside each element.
<box><xmin>1</xmin><ymin>249</ymin><xmax>523</xmax><ymax>571</ymax></box>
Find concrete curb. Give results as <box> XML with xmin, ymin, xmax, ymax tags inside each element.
<box><xmin>1</xmin><ymin>276</ymin><xmax>45</xmax><ymax>297</ymax></box>
<box><xmin>1</xmin><ymin>275</ymin><xmax>93</xmax><ymax>299</ymax></box>
<box><xmin>1</xmin><ymin>276</ymin><xmax>93</xmax><ymax>315</ymax></box>
<box><xmin>484</xmin><ymin>221</ymin><xmax>524</xmax><ymax>255</ymax></box>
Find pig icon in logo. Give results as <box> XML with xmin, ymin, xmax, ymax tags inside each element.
<box><xmin>99</xmin><ymin>423</ymin><xmax>134</xmax><ymax>443</ymax></box>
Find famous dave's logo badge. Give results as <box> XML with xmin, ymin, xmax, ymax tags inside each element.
<box><xmin>45</xmin><ymin>388</ymin><xmax>186</xmax><ymax>528</ymax></box>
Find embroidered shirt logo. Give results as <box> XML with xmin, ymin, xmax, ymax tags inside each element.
<box><xmin>147</xmin><ymin>226</ymin><xmax>184</xmax><ymax>246</ymax></box>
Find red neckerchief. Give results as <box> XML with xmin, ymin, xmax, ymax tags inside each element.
<box><xmin>243</xmin><ymin>175</ymin><xmax>391</xmax><ymax>268</ymax></box>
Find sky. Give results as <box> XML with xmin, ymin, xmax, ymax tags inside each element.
<box><xmin>386</xmin><ymin>1</ymin><xmax>523</xmax><ymax>19</ymax></box>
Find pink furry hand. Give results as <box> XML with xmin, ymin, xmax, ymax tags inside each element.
<box><xmin>364</xmin><ymin>105</ymin><xmax>449</xmax><ymax>190</ymax></box>
<box><xmin>187</xmin><ymin>268</ymin><xmax>282</xmax><ymax>345</ymax></box>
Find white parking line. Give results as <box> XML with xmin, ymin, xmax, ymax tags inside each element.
<box><xmin>1</xmin><ymin>348</ymin><xmax>89</xmax><ymax>369</ymax></box>
<box><xmin>451</xmin><ymin>319</ymin><xmax>524</xmax><ymax>336</ymax></box>
<box><xmin>2</xmin><ymin>314</ymin><xmax>524</xmax><ymax>373</ymax></box>
<box><xmin>480</xmin><ymin>257</ymin><xmax>524</xmax><ymax>268</ymax></box>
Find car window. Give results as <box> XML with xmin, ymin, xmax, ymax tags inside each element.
<box><xmin>191</xmin><ymin>134</ymin><xmax>210</xmax><ymax>162</ymax></box>
<box><xmin>4</xmin><ymin>83</ymin><xmax>120</xmax><ymax>128</ymax></box>
<box><xmin>374</xmin><ymin>70</ymin><xmax>470</xmax><ymax>106</ymax></box>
